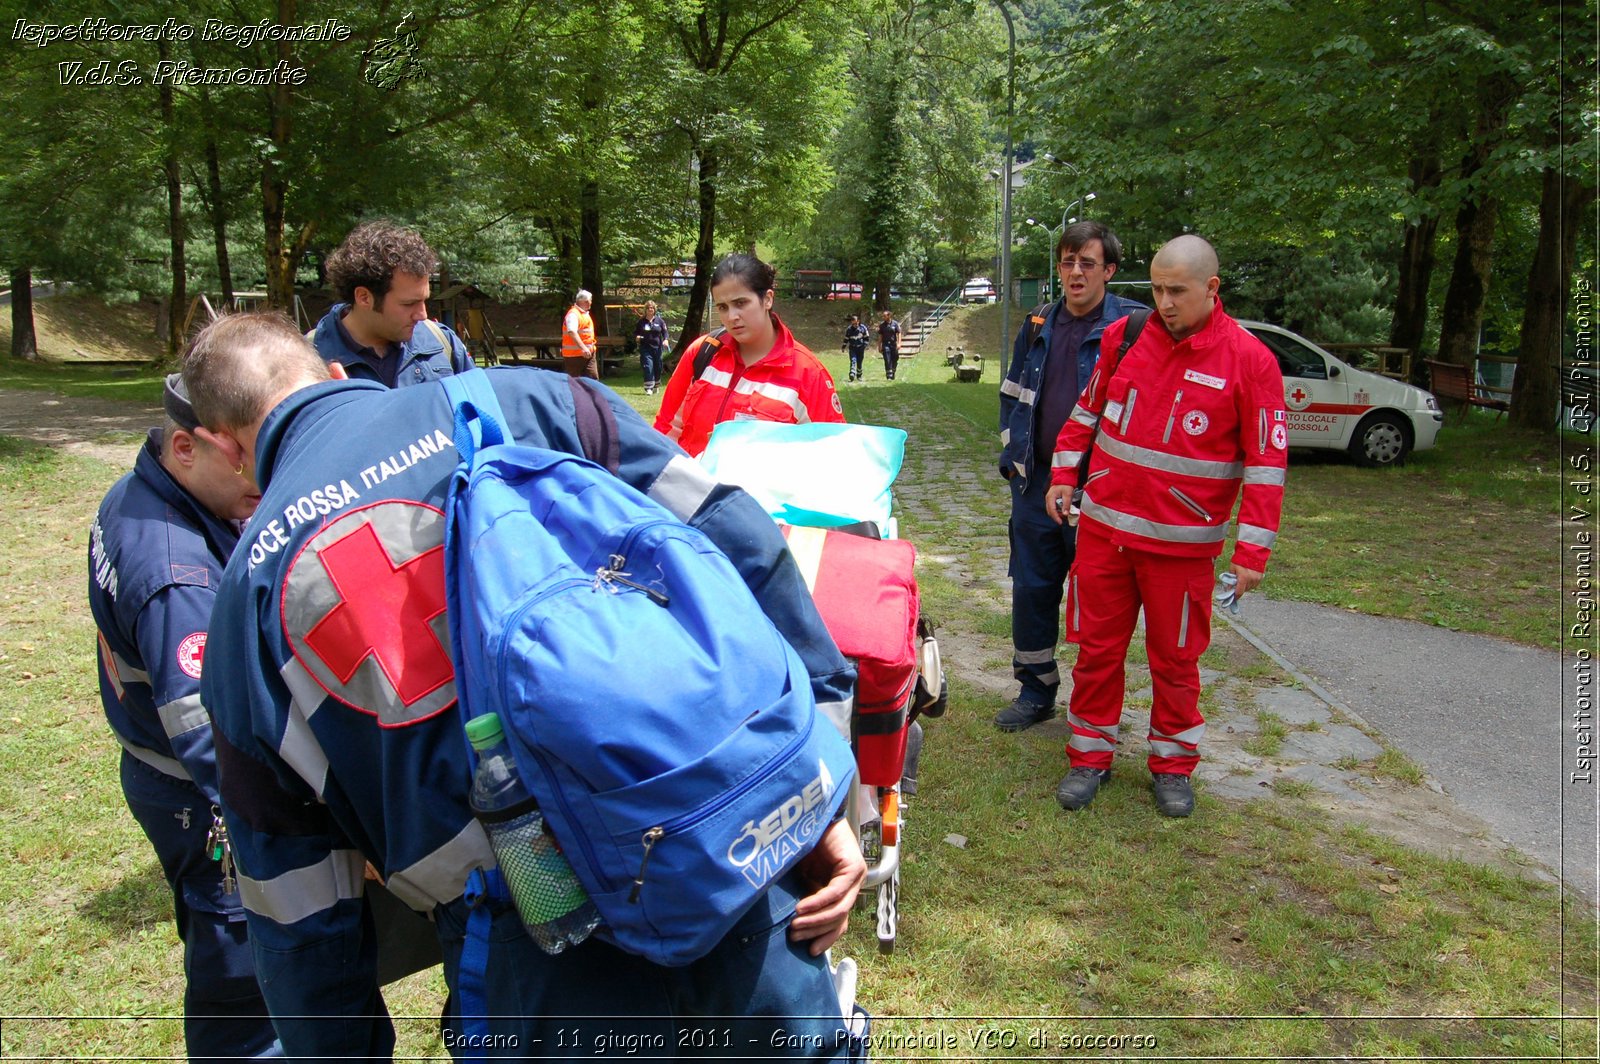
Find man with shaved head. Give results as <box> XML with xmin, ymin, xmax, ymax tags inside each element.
<box><xmin>1044</xmin><ymin>235</ymin><xmax>1287</xmax><ymax>817</ymax></box>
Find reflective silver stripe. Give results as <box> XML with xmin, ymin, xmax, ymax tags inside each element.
<box><xmin>386</xmin><ymin>821</ymin><xmax>495</xmax><ymax>910</ymax></box>
<box><xmin>108</xmin><ymin>648</ymin><xmax>150</xmax><ymax>687</ymax></box>
<box><xmin>1036</xmin><ymin>666</ymin><xmax>1060</xmax><ymax>687</ymax></box>
<box><xmin>1243</xmin><ymin>466</ymin><xmax>1287</xmax><ymax>486</ymax></box>
<box><xmin>1122</xmin><ymin>388</ymin><xmax>1138</xmax><ymax>431</ymax></box>
<box><xmin>1098</xmin><ymin>434</ymin><xmax>1245</xmax><ymax>480</ymax></box>
<box><xmin>784</xmin><ymin>526</ymin><xmax>827</xmax><ymax>592</ymax></box>
<box><xmin>816</xmin><ymin>694</ymin><xmax>853</xmax><ymax>742</ymax></box>
<box><xmin>1070</xmin><ymin>574</ymin><xmax>1080</xmax><ymax>632</ymax></box>
<box><xmin>1016</xmin><ymin>386</ymin><xmax>1037</xmax><ymax>406</ymax></box>
<box><xmin>1067</xmin><ymin>711</ymin><xmax>1120</xmax><ymax>742</ymax></box>
<box><xmin>1000</xmin><ymin>378</ymin><xmax>1023</xmax><ymax>399</ymax></box>
<box><xmin>648</xmin><ymin>455</ymin><xmax>718</xmax><ymax>520</ymax></box>
<box><xmin>1153</xmin><ymin>721</ymin><xmax>1207</xmax><ymax>745</ymax></box>
<box><xmin>1149</xmin><ymin>740</ymin><xmax>1199</xmax><ymax>760</ymax></box>
<box><xmin>113</xmin><ymin>733</ymin><xmax>192</xmax><ymax>781</ymax></box>
<box><xmin>1237</xmin><ymin>523</ymin><xmax>1278</xmax><ymax>549</ymax></box>
<box><xmin>1068</xmin><ymin>732</ymin><xmax>1117</xmax><ymax>754</ymax></box>
<box><xmin>1013</xmin><ymin>460</ymin><xmax>1027</xmax><ymax>477</ymax></box>
<box><xmin>157</xmin><ymin>694</ymin><xmax>208</xmax><ymax>740</ymax></box>
<box><xmin>238</xmin><ymin>849</ymin><xmax>365</xmax><ymax>925</ymax></box>
<box><xmin>1000</xmin><ymin>427</ymin><xmax>1011</xmax><ymax>446</ymax></box>
<box><xmin>736</xmin><ymin>378</ymin><xmax>808</xmax><ymax>422</ymax></box>
<box><xmin>1070</xmin><ymin>404</ymin><xmax>1099</xmax><ymax>429</ymax></box>
<box><xmin>1177</xmin><ymin>591</ymin><xmax>1190</xmax><ymax>649</ymax></box>
<box><xmin>280</xmin><ymin>705</ymin><xmax>331</xmax><ymax>801</ymax></box>
<box><xmin>702</xmin><ymin>365</ymin><xmax>734</xmax><ymax>388</ymax></box>
<box><xmin>1080</xmin><ymin>496</ymin><xmax>1229</xmax><ymax>544</ymax></box>
<box><xmin>1052</xmin><ymin>450</ymin><xmax>1084</xmax><ymax>469</ymax></box>
<box><xmin>1013</xmin><ymin>647</ymin><xmax>1056</xmax><ymax>665</ymax></box>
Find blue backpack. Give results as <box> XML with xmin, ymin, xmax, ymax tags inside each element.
<box><xmin>440</xmin><ymin>372</ymin><xmax>856</xmax><ymax>967</ymax></box>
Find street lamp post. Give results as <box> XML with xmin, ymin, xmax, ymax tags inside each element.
<box><xmin>996</xmin><ymin>0</ymin><xmax>1015</xmax><ymax>377</ymax></box>
<box><xmin>1025</xmin><ymin>217</ymin><xmax>1062</xmax><ymax>302</ymax></box>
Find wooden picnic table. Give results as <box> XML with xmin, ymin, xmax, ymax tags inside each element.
<box><xmin>498</xmin><ymin>334</ymin><xmax>627</xmax><ymax>377</ymax></box>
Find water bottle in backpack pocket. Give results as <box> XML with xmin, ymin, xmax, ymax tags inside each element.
<box><xmin>466</xmin><ymin>712</ymin><xmax>601</xmax><ymax>953</ymax></box>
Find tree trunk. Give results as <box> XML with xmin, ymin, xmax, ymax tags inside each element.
<box><xmin>261</xmin><ymin>0</ymin><xmax>297</xmax><ymax>308</ymax></box>
<box><xmin>205</xmin><ymin>134</ymin><xmax>234</xmax><ymax>307</ymax></box>
<box><xmin>1511</xmin><ymin>167</ymin><xmax>1592</xmax><ymax>430</ymax></box>
<box><xmin>580</xmin><ymin>178</ymin><xmax>605</xmax><ymax>336</ymax></box>
<box><xmin>9</xmin><ymin>267</ymin><xmax>39</xmax><ymax>361</ymax></box>
<box><xmin>676</xmin><ymin>146</ymin><xmax>719</xmax><ymax>357</ymax></box>
<box><xmin>1436</xmin><ymin>82</ymin><xmax>1513</xmax><ymax>379</ymax></box>
<box><xmin>1388</xmin><ymin>153</ymin><xmax>1442</xmax><ymax>358</ymax></box>
<box><xmin>158</xmin><ymin>39</ymin><xmax>187</xmax><ymax>360</ymax></box>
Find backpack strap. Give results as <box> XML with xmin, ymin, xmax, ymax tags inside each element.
<box><xmin>1025</xmin><ymin>302</ymin><xmax>1051</xmax><ymax>349</ymax></box>
<box><xmin>692</xmin><ymin>328</ymin><xmax>728</xmax><ymax>378</ymax></box>
<box><xmin>566</xmin><ymin>379</ymin><xmax>621</xmax><ymax>475</ymax></box>
<box><xmin>1074</xmin><ymin>308</ymin><xmax>1153</xmax><ymax>493</ymax></box>
<box><xmin>442</xmin><ymin>369</ymin><xmax>507</xmax><ymax>466</ymax></box>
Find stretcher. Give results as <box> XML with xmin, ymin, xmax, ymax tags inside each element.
<box><xmin>701</xmin><ymin>422</ymin><xmax>946</xmax><ymax>953</ymax></box>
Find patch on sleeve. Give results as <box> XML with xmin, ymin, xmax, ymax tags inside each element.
<box><xmin>177</xmin><ymin>632</ymin><xmax>207</xmax><ymax>679</ymax></box>
<box><xmin>831</xmin><ymin>391</ymin><xmax>843</xmax><ymax>415</ymax></box>
<box><xmin>1271</xmin><ymin>424</ymin><xmax>1288</xmax><ymax>451</ymax></box>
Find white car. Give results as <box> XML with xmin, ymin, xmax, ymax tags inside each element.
<box><xmin>1241</xmin><ymin>321</ymin><xmax>1443</xmax><ymax>467</ymax></box>
<box><xmin>962</xmin><ymin>277</ymin><xmax>996</xmax><ymax>304</ymax></box>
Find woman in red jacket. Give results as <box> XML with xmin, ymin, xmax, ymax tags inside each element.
<box><xmin>654</xmin><ymin>253</ymin><xmax>844</xmax><ymax>456</ymax></box>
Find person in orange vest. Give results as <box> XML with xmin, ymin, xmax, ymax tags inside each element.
<box><xmin>653</xmin><ymin>254</ymin><xmax>844</xmax><ymax>456</ymax></box>
<box><xmin>561</xmin><ymin>289</ymin><xmax>598</xmax><ymax>379</ymax></box>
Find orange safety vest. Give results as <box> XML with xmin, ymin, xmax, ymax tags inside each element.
<box><xmin>562</xmin><ymin>305</ymin><xmax>595</xmax><ymax>360</ymax></box>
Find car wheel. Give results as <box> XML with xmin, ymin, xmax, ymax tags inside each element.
<box><xmin>1349</xmin><ymin>411</ymin><xmax>1410</xmax><ymax>467</ymax></box>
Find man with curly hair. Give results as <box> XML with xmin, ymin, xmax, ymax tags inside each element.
<box><xmin>309</xmin><ymin>220</ymin><xmax>474</xmax><ymax>388</ymax></box>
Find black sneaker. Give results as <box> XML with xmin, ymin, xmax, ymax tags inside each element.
<box><xmin>993</xmin><ymin>698</ymin><xmax>1056</xmax><ymax>732</ymax></box>
<box><xmin>1151</xmin><ymin>773</ymin><xmax>1195</xmax><ymax>818</ymax></box>
<box><xmin>1056</xmin><ymin>766</ymin><xmax>1111</xmax><ymax>811</ymax></box>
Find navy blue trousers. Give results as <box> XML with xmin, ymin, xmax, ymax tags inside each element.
<box><xmin>1006</xmin><ymin>472</ymin><xmax>1079</xmax><ymax>707</ymax></box>
<box><xmin>120</xmin><ymin>753</ymin><xmax>280</xmax><ymax>1062</ymax></box>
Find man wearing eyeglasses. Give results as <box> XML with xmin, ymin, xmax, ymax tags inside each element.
<box><xmin>996</xmin><ymin>220</ymin><xmax>1145</xmax><ymax>734</ymax></box>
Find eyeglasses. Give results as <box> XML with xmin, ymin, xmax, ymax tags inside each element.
<box><xmin>1058</xmin><ymin>258</ymin><xmax>1103</xmax><ymax>272</ymax></box>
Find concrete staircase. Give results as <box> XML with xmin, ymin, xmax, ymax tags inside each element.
<box><xmin>899</xmin><ymin>285</ymin><xmax>963</xmax><ymax>357</ymax></box>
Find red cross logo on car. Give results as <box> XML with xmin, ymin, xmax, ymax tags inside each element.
<box><xmin>1286</xmin><ymin>386</ymin><xmax>1312</xmax><ymax>411</ymax></box>
<box><xmin>283</xmin><ymin>502</ymin><xmax>457</xmax><ymax>725</ymax></box>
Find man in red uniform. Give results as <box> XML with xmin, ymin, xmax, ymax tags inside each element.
<box><xmin>1045</xmin><ymin>235</ymin><xmax>1287</xmax><ymax>817</ymax></box>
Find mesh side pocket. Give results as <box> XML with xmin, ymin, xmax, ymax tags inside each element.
<box><xmin>479</xmin><ymin>804</ymin><xmax>599</xmax><ymax>953</ymax></box>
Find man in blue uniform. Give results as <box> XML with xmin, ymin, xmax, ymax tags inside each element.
<box><xmin>87</xmin><ymin>374</ymin><xmax>280</xmax><ymax>1062</ymax></box>
<box><xmin>183</xmin><ymin>311</ymin><xmax>865</xmax><ymax>1059</ymax></box>
<box><xmin>841</xmin><ymin>314</ymin><xmax>870</xmax><ymax>382</ymax></box>
<box><xmin>308</xmin><ymin>220</ymin><xmax>473</xmax><ymax>387</ymax></box>
<box><xmin>876</xmin><ymin>309</ymin><xmax>902</xmax><ymax>381</ymax></box>
<box><xmin>995</xmin><ymin>220</ymin><xmax>1145</xmax><ymax>732</ymax></box>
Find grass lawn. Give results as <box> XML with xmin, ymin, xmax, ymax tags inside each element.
<box><xmin>0</xmin><ymin>299</ymin><xmax>1593</xmax><ymax>1060</ymax></box>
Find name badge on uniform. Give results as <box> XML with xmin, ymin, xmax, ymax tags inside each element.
<box><xmin>1104</xmin><ymin>400</ymin><xmax>1125</xmax><ymax>424</ymax></box>
<box><xmin>1183</xmin><ymin>369</ymin><xmax>1227</xmax><ymax>390</ymax></box>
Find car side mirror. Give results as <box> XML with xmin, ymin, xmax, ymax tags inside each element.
<box><xmin>1328</xmin><ymin>365</ymin><xmax>1341</xmax><ymax>378</ymax></box>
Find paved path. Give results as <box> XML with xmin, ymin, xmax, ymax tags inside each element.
<box><xmin>1235</xmin><ymin>598</ymin><xmax>1596</xmax><ymax>901</ymax></box>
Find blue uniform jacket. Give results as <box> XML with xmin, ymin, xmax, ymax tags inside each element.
<box><xmin>634</xmin><ymin>312</ymin><xmax>669</xmax><ymax>355</ymax></box>
<box><xmin>89</xmin><ymin>432</ymin><xmax>239</xmax><ymax>802</ymax></box>
<box><xmin>999</xmin><ymin>291</ymin><xmax>1145</xmax><ymax>489</ymax></box>
<box><xmin>309</xmin><ymin>305</ymin><xmax>473</xmax><ymax>387</ymax></box>
<box><xmin>200</xmin><ymin>370</ymin><xmax>856</xmax><ymax>1057</ymax></box>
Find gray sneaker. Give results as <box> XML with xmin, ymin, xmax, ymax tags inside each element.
<box><xmin>1151</xmin><ymin>773</ymin><xmax>1195</xmax><ymax>818</ymax></box>
<box><xmin>993</xmin><ymin>698</ymin><xmax>1056</xmax><ymax>732</ymax></box>
<box><xmin>1056</xmin><ymin>766</ymin><xmax>1111</xmax><ymax>811</ymax></box>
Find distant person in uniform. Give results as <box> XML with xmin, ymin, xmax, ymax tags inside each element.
<box><xmin>842</xmin><ymin>314</ymin><xmax>870</xmax><ymax>383</ymax></box>
<box><xmin>563</xmin><ymin>289</ymin><xmax>599</xmax><ymax>380</ymax></box>
<box><xmin>877</xmin><ymin>309</ymin><xmax>902</xmax><ymax>381</ymax></box>
<box><xmin>308</xmin><ymin>220</ymin><xmax>472</xmax><ymax>388</ymax></box>
<box><xmin>634</xmin><ymin>300</ymin><xmax>670</xmax><ymax>395</ymax></box>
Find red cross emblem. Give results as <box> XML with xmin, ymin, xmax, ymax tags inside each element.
<box><xmin>283</xmin><ymin>502</ymin><xmax>456</xmax><ymax>725</ymax></box>
<box><xmin>1286</xmin><ymin>386</ymin><xmax>1312</xmax><ymax>411</ymax></box>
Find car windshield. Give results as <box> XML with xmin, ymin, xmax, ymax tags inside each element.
<box><xmin>1252</xmin><ymin>329</ymin><xmax>1328</xmax><ymax>380</ymax></box>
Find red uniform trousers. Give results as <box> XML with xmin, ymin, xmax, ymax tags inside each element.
<box><xmin>1063</xmin><ymin>525</ymin><xmax>1214</xmax><ymax>776</ymax></box>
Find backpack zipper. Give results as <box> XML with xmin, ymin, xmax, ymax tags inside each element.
<box><xmin>627</xmin><ymin>711</ymin><xmax>818</xmax><ymax>903</ymax></box>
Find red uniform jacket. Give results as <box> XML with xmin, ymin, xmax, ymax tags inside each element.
<box><xmin>653</xmin><ymin>315</ymin><xmax>844</xmax><ymax>457</ymax></box>
<box><xmin>1051</xmin><ymin>300</ymin><xmax>1288</xmax><ymax>572</ymax></box>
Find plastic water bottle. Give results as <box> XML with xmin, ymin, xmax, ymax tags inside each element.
<box><xmin>465</xmin><ymin>713</ymin><xmax>600</xmax><ymax>953</ymax></box>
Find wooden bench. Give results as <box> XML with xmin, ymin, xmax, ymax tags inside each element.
<box><xmin>499</xmin><ymin>334</ymin><xmax>625</xmax><ymax>378</ymax></box>
<box><xmin>1424</xmin><ymin>359</ymin><xmax>1509</xmax><ymax>419</ymax></box>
